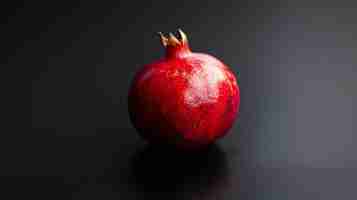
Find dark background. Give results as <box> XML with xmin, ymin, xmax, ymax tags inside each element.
<box><xmin>2</xmin><ymin>0</ymin><xmax>357</xmax><ymax>199</ymax></box>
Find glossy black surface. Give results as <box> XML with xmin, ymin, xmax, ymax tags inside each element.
<box><xmin>6</xmin><ymin>0</ymin><xmax>357</xmax><ymax>199</ymax></box>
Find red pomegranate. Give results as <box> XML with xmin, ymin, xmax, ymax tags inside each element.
<box><xmin>128</xmin><ymin>29</ymin><xmax>240</xmax><ymax>150</ymax></box>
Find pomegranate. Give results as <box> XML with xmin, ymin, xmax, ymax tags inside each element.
<box><xmin>128</xmin><ymin>29</ymin><xmax>240</xmax><ymax>150</ymax></box>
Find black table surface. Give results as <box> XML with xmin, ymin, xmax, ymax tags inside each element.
<box><xmin>4</xmin><ymin>0</ymin><xmax>357</xmax><ymax>199</ymax></box>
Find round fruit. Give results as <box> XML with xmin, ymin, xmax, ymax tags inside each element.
<box><xmin>128</xmin><ymin>29</ymin><xmax>240</xmax><ymax>150</ymax></box>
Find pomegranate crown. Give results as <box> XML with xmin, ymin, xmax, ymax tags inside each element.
<box><xmin>157</xmin><ymin>28</ymin><xmax>188</xmax><ymax>47</ymax></box>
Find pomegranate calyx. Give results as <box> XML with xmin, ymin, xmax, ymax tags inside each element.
<box><xmin>157</xmin><ymin>29</ymin><xmax>188</xmax><ymax>47</ymax></box>
<box><xmin>157</xmin><ymin>29</ymin><xmax>191</xmax><ymax>58</ymax></box>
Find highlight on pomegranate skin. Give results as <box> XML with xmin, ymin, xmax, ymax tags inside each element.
<box><xmin>128</xmin><ymin>29</ymin><xmax>240</xmax><ymax>150</ymax></box>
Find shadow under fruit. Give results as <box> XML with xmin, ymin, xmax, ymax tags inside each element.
<box><xmin>129</xmin><ymin>144</ymin><xmax>229</xmax><ymax>199</ymax></box>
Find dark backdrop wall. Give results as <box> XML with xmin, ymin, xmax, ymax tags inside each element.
<box><xmin>2</xmin><ymin>0</ymin><xmax>357</xmax><ymax>199</ymax></box>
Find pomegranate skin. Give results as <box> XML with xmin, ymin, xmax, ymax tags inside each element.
<box><xmin>128</xmin><ymin>30</ymin><xmax>240</xmax><ymax>150</ymax></box>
